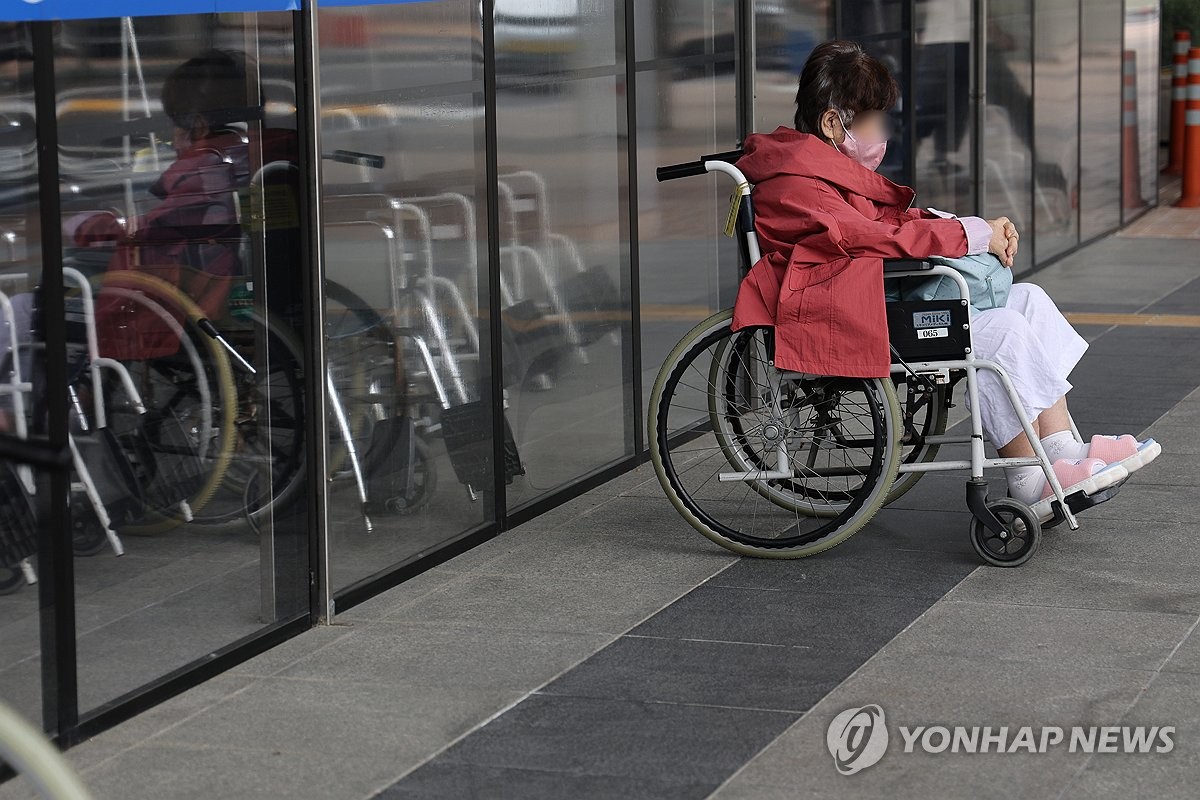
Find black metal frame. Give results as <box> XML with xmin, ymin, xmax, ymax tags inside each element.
<box><xmin>31</xmin><ymin>19</ymin><xmax>77</xmax><ymax>745</ymax></box>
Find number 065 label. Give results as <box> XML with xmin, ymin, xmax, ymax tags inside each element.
<box><xmin>917</xmin><ymin>327</ymin><xmax>949</xmax><ymax>339</ymax></box>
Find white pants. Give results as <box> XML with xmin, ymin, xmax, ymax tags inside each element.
<box><xmin>965</xmin><ymin>282</ymin><xmax>1089</xmax><ymax>448</ymax></box>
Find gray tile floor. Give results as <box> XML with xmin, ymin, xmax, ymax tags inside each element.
<box><xmin>3</xmin><ymin>230</ymin><xmax>1200</xmax><ymax>799</ymax></box>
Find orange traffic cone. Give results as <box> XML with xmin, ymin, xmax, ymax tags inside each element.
<box><xmin>1164</xmin><ymin>31</ymin><xmax>1191</xmax><ymax>175</ymax></box>
<box><xmin>1177</xmin><ymin>48</ymin><xmax>1200</xmax><ymax>208</ymax></box>
<box><xmin>1122</xmin><ymin>50</ymin><xmax>1145</xmax><ymax>209</ymax></box>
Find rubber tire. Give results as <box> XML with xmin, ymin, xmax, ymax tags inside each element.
<box><xmin>648</xmin><ymin>309</ymin><xmax>902</xmax><ymax>559</ymax></box>
<box><xmin>88</xmin><ymin>271</ymin><xmax>237</xmax><ymax>535</ymax></box>
<box><xmin>70</xmin><ymin>497</ymin><xmax>110</xmax><ymax>557</ymax></box>
<box><xmin>366</xmin><ymin>435</ymin><xmax>439</xmax><ymax>516</ymax></box>
<box><xmin>970</xmin><ymin>497</ymin><xmax>1041</xmax><ymax>567</ymax></box>
<box><xmin>884</xmin><ymin>382</ymin><xmax>949</xmax><ymax>505</ymax></box>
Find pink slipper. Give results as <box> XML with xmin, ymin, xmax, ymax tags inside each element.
<box><xmin>1029</xmin><ymin>457</ymin><xmax>1128</xmax><ymax>523</ymax></box>
<box><xmin>1086</xmin><ymin>434</ymin><xmax>1161</xmax><ymax>475</ymax></box>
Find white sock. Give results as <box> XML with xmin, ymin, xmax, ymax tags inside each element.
<box><xmin>1040</xmin><ymin>430</ymin><xmax>1087</xmax><ymax>462</ymax></box>
<box><xmin>1005</xmin><ymin>465</ymin><xmax>1046</xmax><ymax>505</ymax></box>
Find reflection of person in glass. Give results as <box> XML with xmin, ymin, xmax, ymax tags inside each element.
<box><xmin>73</xmin><ymin>50</ymin><xmax>295</xmax><ymax>360</ymax></box>
<box><xmin>0</xmin><ymin>51</ymin><xmax>294</xmax><ymax>432</ymax></box>
<box><xmin>914</xmin><ymin>0</ymin><xmax>1066</xmax><ymax>192</ymax></box>
<box><xmin>731</xmin><ymin>41</ymin><xmax>1158</xmax><ymax>523</ymax></box>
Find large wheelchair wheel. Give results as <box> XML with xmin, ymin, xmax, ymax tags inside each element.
<box><xmin>649</xmin><ymin>310</ymin><xmax>902</xmax><ymax>558</ymax></box>
<box><xmin>87</xmin><ymin>272</ymin><xmax>237</xmax><ymax>535</ymax></box>
<box><xmin>884</xmin><ymin>378</ymin><xmax>949</xmax><ymax>505</ymax></box>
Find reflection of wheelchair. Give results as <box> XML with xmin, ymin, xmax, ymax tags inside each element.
<box><xmin>649</xmin><ymin>152</ymin><xmax>1121</xmax><ymax>567</ymax></box>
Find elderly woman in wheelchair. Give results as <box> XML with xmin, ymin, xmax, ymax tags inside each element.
<box><xmin>648</xmin><ymin>40</ymin><xmax>1159</xmax><ymax>566</ymax></box>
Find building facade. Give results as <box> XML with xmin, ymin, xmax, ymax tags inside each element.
<box><xmin>0</xmin><ymin>0</ymin><xmax>1161</xmax><ymax>746</ymax></box>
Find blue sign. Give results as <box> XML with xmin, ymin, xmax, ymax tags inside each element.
<box><xmin>4</xmin><ymin>0</ymin><xmax>298</xmax><ymax>20</ymax></box>
<box><xmin>4</xmin><ymin>0</ymin><xmax>437</xmax><ymax>21</ymax></box>
<box><xmin>319</xmin><ymin>0</ymin><xmax>436</xmax><ymax>5</ymax></box>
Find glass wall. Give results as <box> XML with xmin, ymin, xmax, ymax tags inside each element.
<box><xmin>316</xmin><ymin>1</ymin><xmax>494</xmax><ymax>595</ymax></box>
<box><xmin>638</xmin><ymin>0</ymin><xmax>741</xmax><ymax>420</ymax></box>
<box><xmin>1</xmin><ymin>10</ymin><xmax>310</xmax><ymax>728</ymax></box>
<box><xmin>494</xmin><ymin>1</ymin><xmax>634</xmax><ymax>511</ymax></box>
<box><xmin>0</xmin><ymin>22</ymin><xmax>42</xmax><ymax>726</ymax></box>
<box><xmin>1032</xmin><ymin>0</ymin><xmax>1080</xmax><ymax>261</ymax></box>
<box><xmin>914</xmin><ymin>0</ymin><xmax>974</xmax><ymax>212</ymax></box>
<box><xmin>982</xmin><ymin>0</ymin><xmax>1035</xmax><ymax>271</ymax></box>
<box><xmin>1124</xmin><ymin>0</ymin><xmax>1161</xmax><ymax>220</ymax></box>
<box><xmin>1080</xmin><ymin>0</ymin><xmax>1123</xmax><ymax>240</ymax></box>
<box><xmin>979</xmin><ymin>0</ymin><xmax>1155</xmax><ymax>266</ymax></box>
<box><xmin>754</xmin><ymin>0</ymin><xmax>832</xmax><ymax>131</ymax></box>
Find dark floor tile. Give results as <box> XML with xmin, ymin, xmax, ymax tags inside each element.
<box><xmin>1144</xmin><ymin>276</ymin><xmax>1200</xmax><ymax>315</ymax></box>
<box><xmin>378</xmin><ymin>761</ymin><xmax>715</xmax><ymax>800</ymax></box>
<box><xmin>429</xmin><ymin>694</ymin><xmax>796</xmax><ymax>786</ymax></box>
<box><xmin>1066</xmin><ymin>386</ymin><xmax>1195</xmax><ymax>430</ymax></box>
<box><xmin>709</xmin><ymin>544</ymin><xmax>976</xmax><ymax>599</ymax></box>
<box><xmin>538</xmin><ymin>634</ymin><xmax>852</xmax><ymax>713</ymax></box>
<box><xmin>628</xmin><ymin>583</ymin><xmax>936</xmax><ymax>650</ymax></box>
<box><xmin>859</xmin><ymin>508</ymin><xmax>977</xmax><ymax>555</ymax></box>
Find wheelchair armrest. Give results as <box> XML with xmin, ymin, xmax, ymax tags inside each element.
<box><xmin>882</xmin><ymin>259</ymin><xmax>933</xmax><ymax>274</ymax></box>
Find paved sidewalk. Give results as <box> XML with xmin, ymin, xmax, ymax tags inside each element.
<box><xmin>2</xmin><ymin>227</ymin><xmax>1199</xmax><ymax>799</ymax></box>
<box><xmin>711</xmin><ymin>382</ymin><xmax>1200</xmax><ymax>800</ymax></box>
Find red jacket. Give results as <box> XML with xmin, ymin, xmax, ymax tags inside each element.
<box><xmin>79</xmin><ymin>128</ymin><xmax>298</xmax><ymax>360</ymax></box>
<box><xmin>730</xmin><ymin>127</ymin><xmax>970</xmax><ymax>378</ymax></box>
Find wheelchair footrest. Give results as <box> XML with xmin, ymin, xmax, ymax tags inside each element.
<box><xmin>1042</xmin><ymin>477</ymin><xmax>1127</xmax><ymax>529</ymax></box>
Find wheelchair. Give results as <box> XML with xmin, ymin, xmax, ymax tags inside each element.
<box><xmin>649</xmin><ymin>151</ymin><xmax>1123</xmax><ymax>567</ymax></box>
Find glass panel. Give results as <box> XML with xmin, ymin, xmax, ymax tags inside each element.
<box><xmin>914</xmin><ymin>0</ymin><xmax>974</xmax><ymax>211</ymax></box>
<box><xmin>754</xmin><ymin>0</ymin><xmax>833</xmax><ymax>132</ymax></box>
<box><xmin>495</xmin><ymin>0</ymin><xmax>618</xmax><ymax>75</ymax></box>
<box><xmin>492</xmin><ymin>1</ymin><xmax>630</xmax><ymax>509</ymax></box>
<box><xmin>495</xmin><ymin>72</ymin><xmax>633</xmax><ymax>510</ymax></box>
<box><xmin>33</xmin><ymin>13</ymin><xmax>310</xmax><ymax>712</ymax></box>
<box><xmin>318</xmin><ymin>1</ymin><xmax>494</xmax><ymax>593</ymax></box>
<box><xmin>0</xmin><ymin>22</ymin><xmax>43</xmax><ymax>727</ymax></box>
<box><xmin>1123</xmin><ymin>0</ymin><xmax>1160</xmax><ymax>220</ymax></box>
<box><xmin>836</xmin><ymin>3</ymin><xmax>910</xmax><ymax>185</ymax></box>
<box><xmin>1080</xmin><ymin>0</ymin><xmax>1123</xmax><ymax>239</ymax></box>
<box><xmin>636</xmin><ymin>54</ymin><xmax>739</xmax><ymax>426</ymax></box>
<box><xmin>1032</xmin><ymin>0</ymin><xmax>1079</xmax><ymax>260</ymax></box>
<box><xmin>319</xmin><ymin>4</ymin><xmax>478</xmax><ymax>92</ymax></box>
<box><xmin>982</xmin><ymin>0</ymin><xmax>1034</xmax><ymax>272</ymax></box>
<box><xmin>840</xmin><ymin>0</ymin><xmax>904</xmax><ymax>38</ymax></box>
<box><xmin>635</xmin><ymin>2</ymin><xmax>738</xmax><ymax>442</ymax></box>
<box><xmin>635</xmin><ymin>0</ymin><xmax>736</xmax><ymax>62</ymax></box>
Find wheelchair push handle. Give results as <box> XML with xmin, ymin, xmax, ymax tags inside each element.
<box><xmin>656</xmin><ymin>149</ymin><xmax>745</xmax><ymax>182</ymax></box>
<box><xmin>323</xmin><ymin>150</ymin><xmax>386</xmax><ymax>169</ymax></box>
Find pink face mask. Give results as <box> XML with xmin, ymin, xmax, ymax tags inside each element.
<box><xmin>836</xmin><ymin>122</ymin><xmax>888</xmax><ymax>172</ymax></box>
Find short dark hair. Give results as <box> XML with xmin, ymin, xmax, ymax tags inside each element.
<box><xmin>161</xmin><ymin>49</ymin><xmax>259</xmax><ymax>130</ymax></box>
<box><xmin>793</xmin><ymin>40</ymin><xmax>899</xmax><ymax>137</ymax></box>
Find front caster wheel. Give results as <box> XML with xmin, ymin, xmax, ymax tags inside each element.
<box><xmin>970</xmin><ymin>498</ymin><xmax>1041</xmax><ymax>567</ymax></box>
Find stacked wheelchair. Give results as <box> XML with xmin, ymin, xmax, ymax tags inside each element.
<box><xmin>649</xmin><ymin>151</ymin><xmax>1123</xmax><ymax>567</ymax></box>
